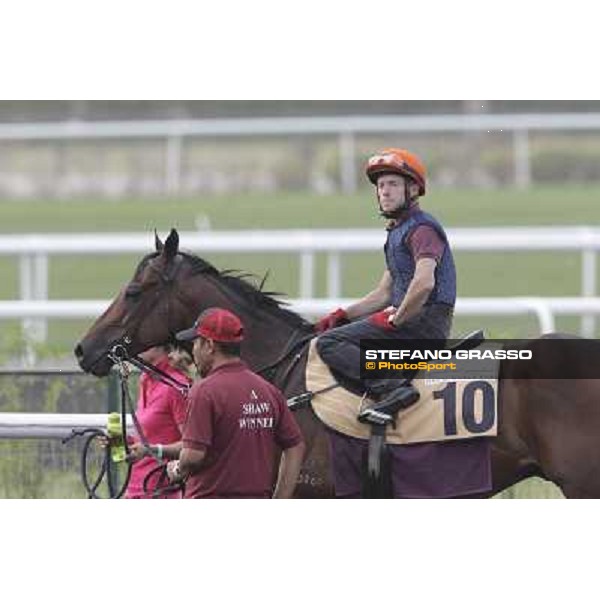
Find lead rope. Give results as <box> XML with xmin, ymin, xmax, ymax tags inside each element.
<box><xmin>111</xmin><ymin>346</ymin><xmax>187</xmax><ymax>498</ymax></box>
<box><xmin>126</xmin><ymin>353</ymin><xmax>191</xmax><ymax>396</ymax></box>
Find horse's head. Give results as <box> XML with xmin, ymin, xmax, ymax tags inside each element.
<box><xmin>75</xmin><ymin>228</ymin><xmax>196</xmax><ymax>376</ymax></box>
<box><xmin>76</xmin><ymin>227</ymin><xmax>314</xmax><ymax>378</ymax></box>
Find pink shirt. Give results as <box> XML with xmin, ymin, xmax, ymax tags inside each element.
<box><xmin>126</xmin><ymin>358</ymin><xmax>191</xmax><ymax>499</ymax></box>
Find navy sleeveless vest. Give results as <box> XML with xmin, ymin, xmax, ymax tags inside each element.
<box><xmin>384</xmin><ymin>210</ymin><xmax>456</xmax><ymax>307</ymax></box>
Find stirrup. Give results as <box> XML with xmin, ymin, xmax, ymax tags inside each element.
<box><xmin>287</xmin><ymin>391</ymin><xmax>314</xmax><ymax>411</ymax></box>
<box><xmin>357</xmin><ymin>408</ymin><xmax>394</xmax><ymax>427</ymax></box>
<box><xmin>373</xmin><ymin>386</ymin><xmax>420</xmax><ymax>413</ymax></box>
<box><xmin>357</xmin><ymin>385</ymin><xmax>419</xmax><ymax>426</ymax></box>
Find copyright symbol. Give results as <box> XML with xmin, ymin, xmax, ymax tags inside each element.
<box><xmin>366</xmin><ymin>362</ymin><xmax>376</xmax><ymax>370</ymax></box>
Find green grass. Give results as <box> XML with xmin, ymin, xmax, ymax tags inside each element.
<box><xmin>0</xmin><ymin>184</ymin><xmax>599</xmax><ymax>231</ymax></box>
<box><xmin>1</xmin><ymin>184</ymin><xmax>600</xmax><ymax>354</ymax></box>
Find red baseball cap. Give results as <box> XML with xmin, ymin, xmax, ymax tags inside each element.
<box><xmin>176</xmin><ymin>307</ymin><xmax>244</xmax><ymax>343</ymax></box>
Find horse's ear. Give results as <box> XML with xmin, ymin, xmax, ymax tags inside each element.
<box><xmin>155</xmin><ymin>230</ymin><xmax>164</xmax><ymax>252</ymax></box>
<box><xmin>164</xmin><ymin>228</ymin><xmax>179</xmax><ymax>260</ymax></box>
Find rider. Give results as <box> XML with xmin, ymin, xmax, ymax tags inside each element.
<box><xmin>315</xmin><ymin>148</ymin><xmax>456</xmax><ymax>425</ymax></box>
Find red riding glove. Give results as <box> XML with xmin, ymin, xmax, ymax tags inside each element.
<box><xmin>315</xmin><ymin>308</ymin><xmax>350</xmax><ymax>333</ymax></box>
<box><xmin>368</xmin><ymin>309</ymin><xmax>397</xmax><ymax>331</ymax></box>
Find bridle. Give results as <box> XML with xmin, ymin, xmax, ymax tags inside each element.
<box><xmin>118</xmin><ymin>255</ymin><xmax>186</xmax><ymax>349</ymax></box>
<box><xmin>109</xmin><ymin>343</ymin><xmax>190</xmax><ymax>396</ymax></box>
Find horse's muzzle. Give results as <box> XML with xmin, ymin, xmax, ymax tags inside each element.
<box><xmin>74</xmin><ymin>340</ymin><xmax>115</xmax><ymax>377</ymax></box>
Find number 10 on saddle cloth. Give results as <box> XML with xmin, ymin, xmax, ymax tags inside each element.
<box><xmin>305</xmin><ymin>339</ymin><xmax>499</xmax><ymax>445</ymax></box>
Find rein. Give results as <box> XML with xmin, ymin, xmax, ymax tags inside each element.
<box><xmin>61</xmin><ymin>426</ymin><xmax>131</xmax><ymax>499</ymax></box>
<box><xmin>253</xmin><ymin>329</ymin><xmax>342</xmax><ymax>410</ymax></box>
<box><xmin>110</xmin><ymin>343</ymin><xmax>190</xmax><ymax>396</ymax></box>
<box><xmin>255</xmin><ymin>330</ymin><xmax>316</xmax><ymax>388</ymax></box>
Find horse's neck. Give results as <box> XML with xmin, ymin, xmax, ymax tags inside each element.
<box><xmin>243</xmin><ymin>318</ymin><xmax>306</xmax><ymax>371</ymax></box>
<box><xmin>183</xmin><ymin>272</ymin><xmax>311</xmax><ymax>380</ymax></box>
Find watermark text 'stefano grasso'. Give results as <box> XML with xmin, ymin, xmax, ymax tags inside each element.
<box><xmin>360</xmin><ymin>339</ymin><xmax>599</xmax><ymax>380</ymax></box>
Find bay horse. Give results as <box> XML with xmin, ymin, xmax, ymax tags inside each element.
<box><xmin>75</xmin><ymin>229</ymin><xmax>600</xmax><ymax>498</ymax></box>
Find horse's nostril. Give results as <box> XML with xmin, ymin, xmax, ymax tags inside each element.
<box><xmin>74</xmin><ymin>344</ymin><xmax>83</xmax><ymax>359</ymax></box>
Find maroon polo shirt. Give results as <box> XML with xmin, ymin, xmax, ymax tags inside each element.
<box><xmin>386</xmin><ymin>202</ymin><xmax>445</xmax><ymax>262</ymax></box>
<box><xmin>182</xmin><ymin>360</ymin><xmax>303</xmax><ymax>498</ymax></box>
<box><xmin>407</xmin><ymin>225</ymin><xmax>445</xmax><ymax>262</ymax></box>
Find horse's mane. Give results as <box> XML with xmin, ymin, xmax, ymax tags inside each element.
<box><xmin>136</xmin><ymin>251</ymin><xmax>313</xmax><ymax>331</ymax></box>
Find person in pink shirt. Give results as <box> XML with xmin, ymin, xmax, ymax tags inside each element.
<box><xmin>125</xmin><ymin>345</ymin><xmax>192</xmax><ymax>498</ymax></box>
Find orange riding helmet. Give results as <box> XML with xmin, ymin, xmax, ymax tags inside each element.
<box><xmin>365</xmin><ymin>148</ymin><xmax>427</xmax><ymax>197</ymax></box>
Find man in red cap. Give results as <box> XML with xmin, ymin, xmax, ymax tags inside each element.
<box><xmin>168</xmin><ymin>307</ymin><xmax>305</xmax><ymax>498</ymax></box>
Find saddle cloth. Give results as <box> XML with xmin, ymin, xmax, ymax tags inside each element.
<box><xmin>305</xmin><ymin>339</ymin><xmax>498</xmax><ymax>445</ymax></box>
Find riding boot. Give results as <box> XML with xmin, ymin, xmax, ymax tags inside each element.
<box><xmin>358</xmin><ymin>379</ymin><xmax>420</xmax><ymax>426</ymax></box>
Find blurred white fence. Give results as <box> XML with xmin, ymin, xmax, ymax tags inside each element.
<box><xmin>0</xmin><ymin>413</ymin><xmax>134</xmax><ymax>439</ymax></box>
<box><xmin>2</xmin><ymin>113</ymin><xmax>600</xmax><ymax>192</ymax></box>
<box><xmin>1</xmin><ymin>227</ymin><xmax>599</xmax><ymax>341</ymax></box>
<box><xmin>1</xmin><ymin>296</ymin><xmax>598</xmax><ymax>338</ymax></box>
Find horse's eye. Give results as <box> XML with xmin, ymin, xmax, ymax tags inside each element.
<box><xmin>125</xmin><ymin>283</ymin><xmax>142</xmax><ymax>299</ymax></box>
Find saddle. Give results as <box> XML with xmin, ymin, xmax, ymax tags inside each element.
<box><xmin>294</xmin><ymin>329</ymin><xmax>491</xmax><ymax>442</ymax></box>
<box><xmin>290</xmin><ymin>329</ymin><xmax>495</xmax><ymax>498</ymax></box>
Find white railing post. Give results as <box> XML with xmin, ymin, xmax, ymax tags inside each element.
<box><xmin>513</xmin><ymin>129</ymin><xmax>531</xmax><ymax>188</ymax></box>
<box><xmin>19</xmin><ymin>253</ymin><xmax>48</xmax><ymax>344</ymax></box>
<box><xmin>299</xmin><ymin>252</ymin><xmax>315</xmax><ymax>298</ymax></box>
<box><xmin>525</xmin><ymin>299</ymin><xmax>556</xmax><ymax>334</ymax></box>
<box><xmin>18</xmin><ymin>254</ymin><xmax>33</xmax><ymax>336</ymax></box>
<box><xmin>18</xmin><ymin>254</ymin><xmax>32</xmax><ymax>302</ymax></box>
<box><xmin>33</xmin><ymin>253</ymin><xmax>48</xmax><ymax>342</ymax></box>
<box><xmin>326</xmin><ymin>252</ymin><xmax>341</xmax><ymax>298</ymax></box>
<box><xmin>18</xmin><ymin>254</ymin><xmax>37</xmax><ymax>365</ymax></box>
<box><xmin>165</xmin><ymin>135</ymin><xmax>182</xmax><ymax>195</ymax></box>
<box><xmin>581</xmin><ymin>245</ymin><xmax>597</xmax><ymax>337</ymax></box>
<box><xmin>339</xmin><ymin>131</ymin><xmax>357</xmax><ymax>194</ymax></box>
